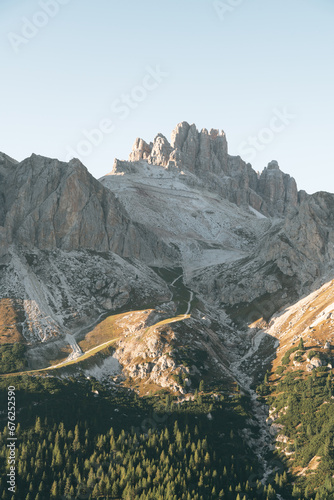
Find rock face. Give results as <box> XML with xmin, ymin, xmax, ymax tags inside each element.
<box><xmin>129</xmin><ymin>138</ymin><xmax>152</xmax><ymax>162</ymax></box>
<box><xmin>2</xmin><ymin>155</ymin><xmax>113</xmax><ymax>253</ymax></box>
<box><xmin>149</xmin><ymin>134</ymin><xmax>172</xmax><ymax>167</ymax></box>
<box><xmin>0</xmin><ymin>153</ymin><xmax>18</xmax><ymax>227</ymax></box>
<box><xmin>0</xmin><ymin>247</ymin><xmax>170</xmax><ymax>345</ymax></box>
<box><xmin>121</xmin><ymin>122</ymin><xmax>298</xmax><ymax>217</ymax></box>
<box><xmin>0</xmin><ymin>154</ymin><xmax>178</xmax><ymax>265</ymax></box>
<box><xmin>0</xmin><ymin>153</ymin><xmax>176</xmax><ymax>344</ymax></box>
<box><xmin>190</xmin><ymin>187</ymin><xmax>334</xmax><ymax>321</ymax></box>
<box><xmin>105</xmin><ymin>122</ymin><xmax>334</xmax><ymax>323</ymax></box>
<box><xmin>258</xmin><ymin>160</ymin><xmax>298</xmax><ymax>217</ymax></box>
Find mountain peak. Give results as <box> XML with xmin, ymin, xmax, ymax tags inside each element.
<box><xmin>0</xmin><ymin>152</ymin><xmax>18</xmax><ymax>168</ymax></box>
<box><xmin>267</xmin><ymin>160</ymin><xmax>280</xmax><ymax>170</ymax></box>
<box><xmin>122</xmin><ymin>122</ymin><xmax>297</xmax><ymax>217</ymax></box>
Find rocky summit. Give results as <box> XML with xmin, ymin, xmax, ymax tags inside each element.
<box><xmin>119</xmin><ymin>121</ymin><xmax>298</xmax><ymax>217</ymax></box>
<box><xmin>105</xmin><ymin>122</ymin><xmax>334</xmax><ymax>317</ymax></box>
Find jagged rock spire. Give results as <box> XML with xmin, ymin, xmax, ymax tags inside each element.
<box><xmin>124</xmin><ymin>122</ymin><xmax>298</xmax><ymax>217</ymax></box>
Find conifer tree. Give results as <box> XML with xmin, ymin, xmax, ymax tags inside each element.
<box><xmin>50</xmin><ymin>481</ymin><xmax>58</xmax><ymax>499</ymax></box>
<box><xmin>34</xmin><ymin>417</ymin><xmax>42</xmax><ymax>434</ymax></box>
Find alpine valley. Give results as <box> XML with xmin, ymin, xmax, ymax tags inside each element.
<box><xmin>1</xmin><ymin>122</ymin><xmax>334</xmax><ymax>500</ymax></box>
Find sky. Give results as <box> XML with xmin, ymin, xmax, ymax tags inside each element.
<box><xmin>1</xmin><ymin>0</ymin><xmax>333</xmax><ymax>194</ymax></box>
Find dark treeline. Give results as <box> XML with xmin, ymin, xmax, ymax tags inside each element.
<box><xmin>0</xmin><ymin>375</ymin><xmax>296</xmax><ymax>499</ymax></box>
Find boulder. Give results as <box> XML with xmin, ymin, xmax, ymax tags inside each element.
<box><xmin>310</xmin><ymin>357</ymin><xmax>323</xmax><ymax>368</ymax></box>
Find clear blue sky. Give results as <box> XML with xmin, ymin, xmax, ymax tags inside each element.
<box><xmin>1</xmin><ymin>0</ymin><xmax>333</xmax><ymax>194</ymax></box>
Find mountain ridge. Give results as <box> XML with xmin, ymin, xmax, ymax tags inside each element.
<box><xmin>0</xmin><ymin>122</ymin><xmax>333</xmax><ymax>385</ymax></box>
<box><xmin>112</xmin><ymin>121</ymin><xmax>300</xmax><ymax>218</ymax></box>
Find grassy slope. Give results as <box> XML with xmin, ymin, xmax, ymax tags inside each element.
<box><xmin>0</xmin><ymin>309</ymin><xmax>192</xmax><ymax>377</ymax></box>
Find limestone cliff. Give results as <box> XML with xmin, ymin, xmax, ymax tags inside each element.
<box><xmin>114</xmin><ymin>121</ymin><xmax>298</xmax><ymax>217</ymax></box>
<box><xmin>104</xmin><ymin>122</ymin><xmax>334</xmax><ymax>324</ymax></box>
<box><xmin>0</xmin><ymin>154</ymin><xmax>178</xmax><ymax>265</ymax></box>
